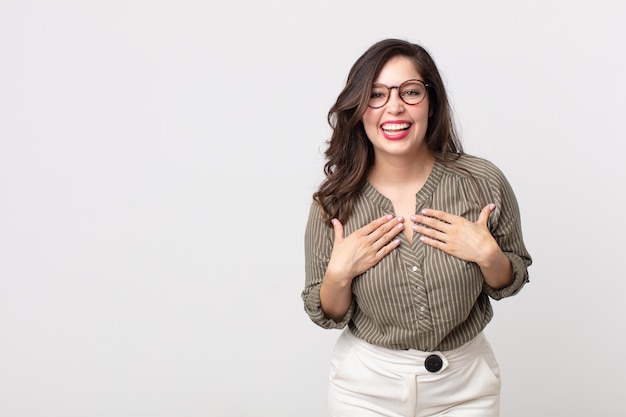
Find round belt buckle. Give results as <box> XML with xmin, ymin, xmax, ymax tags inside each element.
<box><xmin>425</xmin><ymin>354</ymin><xmax>443</xmax><ymax>372</ymax></box>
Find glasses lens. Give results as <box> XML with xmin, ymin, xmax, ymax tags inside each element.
<box><xmin>369</xmin><ymin>85</ymin><xmax>389</xmax><ymax>108</ymax></box>
<box><xmin>368</xmin><ymin>81</ymin><xmax>428</xmax><ymax>108</ymax></box>
<box><xmin>399</xmin><ymin>81</ymin><xmax>427</xmax><ymax>105</ymax></box>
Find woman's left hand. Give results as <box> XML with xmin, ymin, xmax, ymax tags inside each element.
<box><xmin>411</xmin><ymin>204</ymin><xmax>499</xmax><ymax>265</ymax></box>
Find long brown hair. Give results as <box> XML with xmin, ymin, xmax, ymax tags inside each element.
<box><xmin>313</xmin><ymin>38</ymin><xmax>463</xmax><ymax>224</ymax></box>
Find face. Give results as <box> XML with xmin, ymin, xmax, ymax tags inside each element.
<box><xmin>362</xmin><ymin>56</ymin><xmax>430</xmax><ymax>160</ymax></box>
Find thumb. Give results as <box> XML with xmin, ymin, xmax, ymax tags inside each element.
<box><xmin>477</xmin><ymin>203</ymin><xmax>496</xmax><ymax>226</ymax></box>
<box><xmin>331</xmin><ymin>218</ymin><xmax>345</xmax><ymax>242</ymax></box>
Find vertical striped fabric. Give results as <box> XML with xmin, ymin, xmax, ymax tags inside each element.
<box><xmin>302</xmin><ymin>154</ymin><xmax>532</xmax><ymax>351</ymax></box>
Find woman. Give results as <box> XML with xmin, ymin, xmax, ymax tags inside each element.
<box><xmin>302</xmin><ymin>38</ymin><xmax>532</xmax><ymax>417</ymax></box>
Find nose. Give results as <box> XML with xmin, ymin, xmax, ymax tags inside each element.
<box><xmin>386</xmin><ymin>87</ymin><xmax>405</xmax><ymax>113</ymax></box>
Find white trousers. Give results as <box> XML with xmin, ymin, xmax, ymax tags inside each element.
<box><xmin>328</xmin><ymin>329</ymin><xmax>501</xmax><ymax>417</ymax></box>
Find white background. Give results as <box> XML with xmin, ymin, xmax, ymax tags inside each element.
<box><xmin>1</xmin><ymin>1</ymin><xmax>625</xmax><ymax>416</ymax></box>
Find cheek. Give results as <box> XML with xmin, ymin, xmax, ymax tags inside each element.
<box><xmin>412</xmin><ymin>103</ymin><xmax>431</xmax><ymax>123</ymax></box>
<box><xmin>362</xmin><ymin>110</ymin><xmax>379</xmax><ymax>134</ymax></box>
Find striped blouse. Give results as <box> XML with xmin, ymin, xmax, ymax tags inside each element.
<box><xmin>302</xmin><ymin>154</ymin><xmax>532</xmax><ymax>351</ymax></box>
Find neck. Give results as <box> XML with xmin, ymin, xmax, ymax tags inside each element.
<box><xmin>368</xmin><ymin>151</ymin><xmax>435</xmax><ymax>187</ymax></box>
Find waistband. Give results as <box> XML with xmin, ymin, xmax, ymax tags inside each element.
<box><xmin>338</xmin><ymin>328</ymin><xmax>490</xmax><ymax>375</ymax></box>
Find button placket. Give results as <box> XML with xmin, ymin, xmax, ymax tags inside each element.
<box><xmin>399</xmin><ymin>236</ymin><xmax>433</xmax><ymax>332</ymax></box>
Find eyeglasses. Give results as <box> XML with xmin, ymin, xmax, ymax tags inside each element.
<box><xmin>368</xmin><ymin>79</ymin><xmax>430</xmax><ymax>108</ymax></box>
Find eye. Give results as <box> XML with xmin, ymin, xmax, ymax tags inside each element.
<box><xmin>370</xmin><ymin>87</ymin><xmax>388</xmax><ymax>99</ymax></box>
<box><xmin>402</xmin><ymin>88</ymin><xmax>423</xmax><ymax>97</ymax></box>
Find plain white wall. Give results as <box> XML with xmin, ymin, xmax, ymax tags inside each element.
<box><xmin>1</xmin><ymin>1</ymin><xmax>625</xmax><ymax>416</ymax></box>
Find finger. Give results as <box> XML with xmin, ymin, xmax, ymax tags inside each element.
<box><xmin>419</xmin><ymin>235</ymin><xmax>446</xmax><ymax>250</ymax></box>
<box><xmin>412</xmin><ymin>214</ymin><xmax>448</xmax><ymax>233</ymax></box>
<box><xmin>366</xmin><ymin>216</ymin><xmax>403</xmax><ymax>244</ymax></box>
<box><xmin>418</xmin><ymin>208</ymin><xmax>455</xmax><ymax>224</ymax></box>
<box><xmin>331</xmin><ymin>218</ymin><xmax>345</xmax><ymax>242</ymax></box>
<box><xmin>360</xmin><ymin>214</ymin><xmax>395</xmax><ymax>236</ymax></box>
<box><xmin>415</xmin><ymin>224</ymin><xmax>446</xmax><ymax>243</ymax></box>
<box><xmin>374</xmin><ymin>221</ymin><xmax>404</xmax><ymax>247</ymax></box>
<box><xmin>477</xmin><ymin>203</ymin><xmax>496</xmax><ymax>226</ymax></box>
<box><xmin>377</xmin><ymin>237</ymin><xmax>401</xmax><ymax>258</ymax></box>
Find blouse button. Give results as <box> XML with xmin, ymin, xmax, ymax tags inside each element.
<box><xmin>411</xmin><ymin>265</ymin><xmax>418</xmax><ymax>272</ymax></box>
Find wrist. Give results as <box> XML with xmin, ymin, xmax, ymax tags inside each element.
<box><xmin>322</xmin><ymin>271</ymin><xmax>353</xmax><ymax>290</ymax></box>
<box><xmin>479</xmin><ymin>249</ymin><xmax>514</xmax><ymax>289</ymax></box>
<box><xmin>476</xmin><ymin>242</ymin><xmax>503</xmax><ymax>270</ymax></box>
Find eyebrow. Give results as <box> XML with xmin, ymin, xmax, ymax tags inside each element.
<box><xmin>372</xmin><ymin>79</ymin><xmax>425</xmax><ymax>87</ymax></box>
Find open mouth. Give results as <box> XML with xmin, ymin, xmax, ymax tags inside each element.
<box><xmin>381</xmin><ymin>122</ymin><xmax>411</xmax><ymax>133</ymax></box>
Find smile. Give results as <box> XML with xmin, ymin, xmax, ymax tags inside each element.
<box><xmin>381</xmin><ymin>122</ymin><xmax>411</xmax><ymax>132</ymax></box>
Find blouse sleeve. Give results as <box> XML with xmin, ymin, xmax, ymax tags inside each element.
<box><xmin>301</xmin><ymin>201</ymin><xmax>355</xmax><ymax>329</ymax></box>
<box><xmin>482</xmin><ymin>161</ymin><xmax>532</xmax><ymax>300</ymax></box>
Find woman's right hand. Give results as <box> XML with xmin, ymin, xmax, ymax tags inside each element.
<box><xmin>325</xmin><ymin>214</ymin><xmax>404</xmax><ymax>286</ymax></box>
<box><xmin>319</xmin><ymin>214</ymin><xmax>404</xmax><ymax>321</ymax></box>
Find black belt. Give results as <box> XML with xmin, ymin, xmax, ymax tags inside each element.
<box><xmin>425</xmin><ymin>354</ymin><xmax>443</xmax><ymax>372</ymax></box>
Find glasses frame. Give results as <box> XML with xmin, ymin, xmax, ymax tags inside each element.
<box><xmin>368</xmin><ymin>79</ymin><xmax>430</xmax><ymax>109</ymax></box>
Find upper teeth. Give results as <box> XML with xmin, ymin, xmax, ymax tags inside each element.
<box><xmin>382</xmin><ymin>123</ymin><xmax>410</xmax><ymax>131</ymax></box>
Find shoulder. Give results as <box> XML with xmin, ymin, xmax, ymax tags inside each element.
<box><xmin>441</xmin><ymin>153</ymin><xmax>507</xmax><ymax>183</ymax></box>
<box><xmin>305</xmin><ymin>200</ymin><xmax>334</xmax><ymax>247</ymax></box>
<box><xmin>307</xmin><ymin>200</ymin><xmax>328</xmax><ymax>225</ymax></box>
